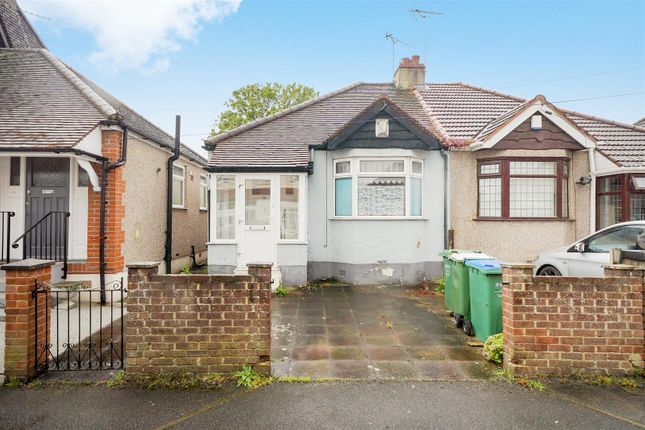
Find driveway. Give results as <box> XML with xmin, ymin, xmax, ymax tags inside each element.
<box><xmin>271</xmin><ymin>283</ymin><xmax>495</xmax><ymax>379</ymax></box>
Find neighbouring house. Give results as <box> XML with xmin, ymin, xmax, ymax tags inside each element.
<box><xmin>0</xmin><ymin>0</ymin><xmax>208</xmax><ymax>291</ymax></box>
<box><xmin>205</xmin><ymin>55</ymin><xmax>645</xmax><ymax>285</ymax></box>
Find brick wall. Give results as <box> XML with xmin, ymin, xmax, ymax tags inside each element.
<box><xmin>502</xmin><ymin>264</ymin><xmax>645</xmax><ymax>376</ymax></box>
<box><xmin>68</xmin><ymin>129</ymin><xmax>125</xmax><ymax>275</ymax></box>
<box><xmin>2</xmin><ymin>260</ymin><xmax>54</xmax><ymax>381</ymax></box>
<box><xmin>125</xmin><ymin>263</ymin><xmax>272</xmax><ymax>375</ymax></box>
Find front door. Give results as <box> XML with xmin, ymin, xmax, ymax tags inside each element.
<box><xmin>25</xmin><ymin>158</ymin><xmax>70</xmax><ymax>256</ymax></box>
<box><xmin>240</xmin><ymin>177</ymin><xmax>274</xmax><ymax>268</ymax></box>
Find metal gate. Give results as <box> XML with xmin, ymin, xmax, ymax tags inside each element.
<box><xmin>33</xmin><ymin>279</ymin><xmax>126</xmax><ymax>373</ymax></box>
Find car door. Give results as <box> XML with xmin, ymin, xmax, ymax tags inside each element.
<box><xmin>568</xmin><ymin>225</ymin><xmax>645</xmax><ymax>276</ymax></box>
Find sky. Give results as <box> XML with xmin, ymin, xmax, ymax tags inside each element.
<box><xmin>21</xmin><ymin>0</ymin><xmax>645</xmax><ymax>157</ymax></box>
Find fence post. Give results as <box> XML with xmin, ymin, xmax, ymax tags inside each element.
<box><xmin>1</xmin><ymin>259</ymin><xmax>54</xmax><ymax>381</ymax></box>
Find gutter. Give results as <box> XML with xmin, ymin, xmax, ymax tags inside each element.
<box><xmin>164</xmin><ymin>116</ymin><xmax>181</xmax><ymax>274</ymax></box>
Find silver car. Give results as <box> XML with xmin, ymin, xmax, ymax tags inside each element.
<box><xmin>533</xmin><ymin>221</ymin><xmax>645</xmax><ymax>276</ymax></box>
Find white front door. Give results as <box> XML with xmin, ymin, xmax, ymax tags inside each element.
<box><xmin>239</xmin><ymin>177</ymin><xmax>275</xmax><ymax>269</ymax></box>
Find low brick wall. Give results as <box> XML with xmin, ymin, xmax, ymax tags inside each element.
<box><xmin>502</xmin><ymin>264</ymin><xmax>644</xmax><ymax>376</ymax></box>
<box><xmin>125</xmin><ymin>263</ymin><xmax>272</xmax><ymax>375</ymax></box>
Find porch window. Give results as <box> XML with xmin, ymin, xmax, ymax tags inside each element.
<box><xmin>199</xmin><ymin>174</ymin><xmax>208</xmax><ymax>210</ymax></box>
<box><xmin>245</xmin><ymin>179</ymin><xmax>271</xmax><ymax>226</ymax></box>
<box><xmin>172</xmin><ymin>164</ymin><xmax>185</xmax><ymax>208</ymax></box>
<box><xmin>280</xmin><ymin>175</ymin><xmax>299</xmax><ymax>240</ymax></box>
<box><xmin>9</xmin><ymin>157</ymin><xmax>20</xmax><ymax>186</ymax></box>
<box><xmin>477</xmin><ymin>159</ymin><xmax>568</xmax><ymax>219</ymax></box>
<box><xmin>597</xmin><ymin>174</ymin><xmax>645</xmax><ymax>229</ymax></box>
<box><xmin>216</xmin><ymin>176</ymin><xmax>235</xmax><ymax>239</ymax></box>
<box><xmin>333</xmin><ymin>158</ymin><xmax>423</xmax><ymax>218</ymax></box>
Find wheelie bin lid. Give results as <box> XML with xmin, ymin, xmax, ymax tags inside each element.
<box><xmin>465</xmin><ymin>259</ymin><xmax>502</xmax><ymax>275</ymax></box>
<box><xmin>448</xmin><ymin>252</ymin><xmax>495</xmax><ymax>262</ymax></box>
<box><xmin>439</xmin><ymin>249</ymin><xmax>481</xmax><ymax>258</ymax></box>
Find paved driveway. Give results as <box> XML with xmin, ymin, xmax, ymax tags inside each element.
<box><xmin>271</xmin><ymin>283</ymin><xmax>495</xmax><ymax>379</ymax></box>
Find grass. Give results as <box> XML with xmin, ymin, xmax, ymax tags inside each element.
<box><xmin>274</xmin><ymin>283</ymin><xmax>289</xmax><ymax>297</ymax></box>
<box><xmin>107</xmin><ymin>371</ymin><xmax>227</xmax><ymax>390</ymax></box>
<box><xmin>569</xmin><ymin>371</ymin><xmax>643</xmax><ymax>390</ymax></box>
<box><xmin>494</xmin><ymin>368</ymin><xmax>545</xmax><ymax>391</ymax></box>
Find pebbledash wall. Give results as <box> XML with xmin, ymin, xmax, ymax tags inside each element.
<box><xmin>307</xmin><ymin>147</ymin><xmax>446</xmax><ymax>285</ymax></box>
<box><xmin>125</xmin><ymin>262</ymin><xmax>272</xmax><ymax>375</ymax></box>
<box><xmin>502</xmin><ymin>264</ymin><xmax>644</xmax><ymax>376</ymax></box>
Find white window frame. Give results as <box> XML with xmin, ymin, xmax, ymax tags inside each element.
<box><xmin>199</xmin><ymin>174</ymin><xmax>209</xmax><ymax>211</ymax></box>
<box><xmin>333</xmin><ymin>157</ymin><xmax>424</xmax><ymax>219</ymax></box>
<box><xmin>172</xmin><ymin>164</ymin><xmax>185</xmax><ymax>209</ymax></box>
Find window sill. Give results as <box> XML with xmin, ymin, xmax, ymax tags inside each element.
<box><xmin>199</xmin><ymin>208</ymin><xmax>208</xmax><ymax>212</ymax></box>
<box><xmin>329</xmin><ymin>216</ymin><xmax>428</xmax><ymax>221</ymax></box>
<box><xmin>207</xmin><ymin>240</ymin><xmax>237</xmax><ymax>245</ymax></box>
<box><xmin>172</xmin><ymin>206</ymin><xmax>187</xmax><ymax>211</ymax></box>
<box><xmin>473</xmin><ymin>218</ymin><xmax>576</xmax><ymax>222</ymax></box>
<box><xmin>277</xmin><ymin>241</ymin><xmax>308</xmax><ymax>245</ymax></box>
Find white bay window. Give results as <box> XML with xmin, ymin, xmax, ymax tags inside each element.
<box><xmin>216</xmin><ymin>175</ymin><xmax>235</xmax><ymax>239</ymax></box>
<box><xmin>334</xmin><ymin>158</ymin><xmax>423</xmax><ymax>218</ymax></box>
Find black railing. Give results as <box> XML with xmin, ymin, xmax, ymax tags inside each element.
<box><xmin>33</xmin><ymin>279</ymin><xmax>126</xmax><ymax>372</ymax></box>
<box><xmin>12</xmin><ymin>211</ymin><xmax>70</xmax><ymax>278</ymax></box>
<box><xmin>1</xmin><ymin>211</ymin><xmax>15</xmax><ymax>263</ymax></box>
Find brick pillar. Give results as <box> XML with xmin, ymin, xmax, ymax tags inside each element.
<box><xmin>603</xmin><ymin>264</ymin><xmax>645</xmax><ymax>369</ymax></box>
<box><xmin>125</xmin><ymin>262</ymin><xmax>160</xmax><ymax>371</ymax></box>
<box><xmin>247</xmin><ymin>263</ymin><xmax>272</xmax><ymax>375</ymax></box>
<box><xmin>68</xmin><ymin>129</ymin><xmax>125</xmax><ymax>276</ymax></box>
<box><xmin>501</xmin><ymin>263</ymin><xmax>535</xmax><ymax>375</ymax></box>
<box><xmin>1</xmin><ymin>259</ymin><xmax>54</xmax><ymax>381</ymax></box>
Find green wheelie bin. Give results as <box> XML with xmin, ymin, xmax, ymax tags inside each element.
<box><xmin>466</xmin><ymin>259</ymin><xmax>503</xmax><ymax>342</ymax></box>
<box><xmin>448</xmin><ymin>251</ymin><xmax>495</xmax><ymax>335</ymax></box>
<box><xmin>439</xmin><ymin>250</ymin><xmax>482</xmax><ymax>318</ymax></box>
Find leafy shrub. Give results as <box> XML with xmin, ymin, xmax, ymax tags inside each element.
<box><xmin>274</xmin><ymin>282</ymin><xmax>289</xmax><ymax>297</ymax></box>
<box><xmin>180</xmin><ymin>265</ymin><xmax>192</xmax><ymax>274</ymax></box>
<box><xmin>434</xmin><ymin>277</ymin><xmax>445</xmax><ymax>295</ymax></box>
<box><xmin>483</xmin><ymin>333</ymin><xmax>503</xmax><ymax>364</ymax></box>
<box><xmin>235</xmin><ymin>365</ymin><xmax>260</xmax><ymax>387</ymax></box>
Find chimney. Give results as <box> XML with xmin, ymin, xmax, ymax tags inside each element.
<box><xmin>393</xmin><ymin>55</ymin><xmax>425</xmax><ymax>89</ymax></box>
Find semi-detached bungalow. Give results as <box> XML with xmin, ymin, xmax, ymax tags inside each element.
<box><xmin>0</xmin><ymin>0</ymin><xmax>208</xmax><ymax>290</ymax></box>
<box><xmin>204</xmin><ymin>56</ymin><xmax>645</xmax><ymax>286</ymax></box>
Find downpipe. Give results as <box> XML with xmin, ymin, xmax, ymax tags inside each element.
<box><xmin>164</xmin><ymin>116</ymin><xmax>181</xmax><ymax>274</ymax></box>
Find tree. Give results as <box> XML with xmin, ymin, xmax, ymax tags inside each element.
<box><xmin>211</xmin><ymin>82</ymin><xmax>318</xmax><ymax>134</ymax></box>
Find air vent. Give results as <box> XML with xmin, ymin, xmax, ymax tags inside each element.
<box><xmin>375</xmin><ymin>118</ymin><xmax>389</xmax><ymax>138</ymax></box>
<box><xmin>531</xmin><ymin>115</ymin><xmax>543</xmax><ymax>130</ymax></box>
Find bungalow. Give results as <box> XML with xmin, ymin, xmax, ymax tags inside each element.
<box><xmin>0</xmin><ymin>0</ymin><xmax>208</xmax><ymax>291</ymax></box>
<box><xmin>205</xmin><ymin>55</ymin><xmax>645</xmax><ymax>285</ymax></box>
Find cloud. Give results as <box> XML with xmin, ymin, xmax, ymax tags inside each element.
<box><xmin>22</xmin><ymin>0</ymin><xmax>240</xmax><ymax>73</ymax></box>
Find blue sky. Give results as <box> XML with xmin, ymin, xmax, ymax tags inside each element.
<box><xmin>25</xmin><ymin>0</ymin><xmax>645</xmax><ymax>156</ymax></box>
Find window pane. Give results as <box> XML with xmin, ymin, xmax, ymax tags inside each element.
<box><xmin>200</xmin><ymin>177</ymin><xmax>208</xmax><ymax>209</ymax></box>
<box><xmin>10</xmin><ymin>157</ymin><xmax>20</xmax><ymax>186</ymax></box>
<box><xmin>479</xmin><ymin>163</ymin><xmax>499</xmax><ymax>175</ymax></box>
<box><xmin>598</xmin><ymin>194</ymin><xmax>622</xmax><ymax>228</ymax></box>
<box><xmin>562</xmin><ymin>178</ymin><xmax>568</xmax><ymax>218</ymax></box>
<box><xmin>411</xmin><ymin>177</ymin><xmax>422</xmax><ymax>216</ymax></box>
<box><xmin>588</xmin><ymin>226</ymin><xmax>645</xmax><ymax>252</ymax></box>
<box><xmin>411</xmin><ymin>160</ymin><xmax>423</xmax><ymax>174</ymax></box>
<box><xmin>632</xmin><ymin>176</ymin><xmax>645</xmax><ymax>191</ymax></box>
<box><xmin>280</xmin><ymin>175</ymin><xmax>299</xmax><ymax>239</ymax></box>
<box><xmin>245</xmin><ymin>179</ymin><xmax>271</xmax><ymax>225</ymax></box>
<box><xmin>359</xmin><ymin>160</ymin><xmax>404</xmax><ymax>173</ymax></box>
<box><xmin>30</xmin><ymin>158</ymin><xmax>69</xmax><ymax>187</ymax></box>
<box><xmin>630</xmin><ymin>193</ymin><xmax>645</xmax><ymax>221</ymax></box>
<box><xmin>216</xmin><ymin>176</ymin><xmax>235</xmax><ymax>239</ymax></box>
<box><xmin>358</xmin><ymin>177</ymin><xmax>405</xmax><ymax>216</ymax></box>
<box><xmin>78</xmin><ymin>167</ymin><xmax>89</xmax><ymax>187</ymax></box>
<box><xmin>172</xmin><ymin>176</ymin><xmax>184</xmax><ymax>206</ymax></box>
<box><xmin>509</xmin><ymin>161</ymin><xmax>556</xmax><ymax>175</ymax></box>
<box><xmin>173</xmin><ymin>166</ymin><xmax>184</xmax><ymax>177</ymax></box>
<box><xmin>479</xmin><ymin>178</ymin><xmax>501</xmax><ymax>217</ymax></box>
<box><xmin>335</xmin><ymin>161</ymin><xmax>350</xmax><ymax>174</ymax></box>
<box><xmin>335</xmin><ymin>178</ymin><xmax>352</xmax><ymax>216</ymax></box>
<box><xmin>598</xmin><ymin>176</ymin><xmax>621</xmax><ymax>193</ymax></box>
<box><xmin>509</xmin><ymin>177</ymin><xmax>556</xmax><ymax>217</ymax></box>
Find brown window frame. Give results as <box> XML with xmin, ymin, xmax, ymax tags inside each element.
<box><xmin>596</xmin><ymin>174</ymin><xmax>645</xmax><ymax>229</ymax></box>
<box><xmin>477</xmin><ymin>157</ymin><xmax>569</xmax><ymax>220</ymax></box>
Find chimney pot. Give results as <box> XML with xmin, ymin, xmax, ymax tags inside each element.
<box><xmin>393</xmin><ymin>54</ymin><xmax>425</xmax><ymax>89</ymax></box>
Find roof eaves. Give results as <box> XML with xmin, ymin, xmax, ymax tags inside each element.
<box><xmin>39</xmin><ymin>49</ymin><xmax>118</xmax><ymax>119</ymax></box>
<box><xmin>205</xmin><ymin>82</ymin><xmax>365</xmax><ymax>147</ymax></box>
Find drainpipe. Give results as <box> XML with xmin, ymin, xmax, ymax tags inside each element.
<box><xmin>588</xmin><ymin>146</ymin><xmax>597</xmax><ymax>233</ymax></box>
<box><xmin>440</xmin><ymin>148</ymin><xmax>449</xmax><ymax>249</ymax></box>
<box><xmin>164</xmin><ymin>115</ymin><xmax>181</xmax><ymax>274</ymax></box>
<box><xmin>99</xmin><ymin>125</ymin><xmax>128</xmax><ymax>304</ymax></box>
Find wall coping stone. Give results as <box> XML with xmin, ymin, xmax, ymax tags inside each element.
<box><xmin>501</xmin><ymin>263</ymin><xmax>534</xmax><ymax>269</ymax></box>
<box><xmin>603</xmin><ymin>264</ymin><xmax>645</xmax><ymax>271</ymax></box>
<box><xmin>127</xmin><ymin>262</ymin><xmax>162</xmax><ymax>269</ymax></box>
<box><xmin>1</xmin><ymin>259</ymin><xmax>55</xmax><ymax>271</ymax></box>
<box><xmin>246</xmin><ymin>263</ymin><xmax>273</xmax><ymax>268</ymax></box>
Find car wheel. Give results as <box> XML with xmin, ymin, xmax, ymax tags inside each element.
<box><xmin>537</xmin><ymin>265</ymin><xmax>562</xmax><ymax>276</ymax></box>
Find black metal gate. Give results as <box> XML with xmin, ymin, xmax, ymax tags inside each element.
<box><xmin>33</xmin><ymin>279</ymin><xmax>126</xmax><ymax>373</ymax></box>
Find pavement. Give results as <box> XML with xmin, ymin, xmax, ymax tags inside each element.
<box><xmin>272</xmin><ymin>283</ymin><xmax>495</xmax><ymax>379</ymax></box>
<box><xmin>0</xmin><ymin>380</ymin><xmax>643</xmax><ymax>429</ymax></box>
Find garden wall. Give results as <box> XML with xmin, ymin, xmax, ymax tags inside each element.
<box><xmin>125</xmin><ymin>263</ymin><xmax>272</xmax><ymax>375</ymax></box>
<box><xmin>502</xmin><ymin>264</ymin><xmax>644</xmax><ymax>376</ymax></box>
